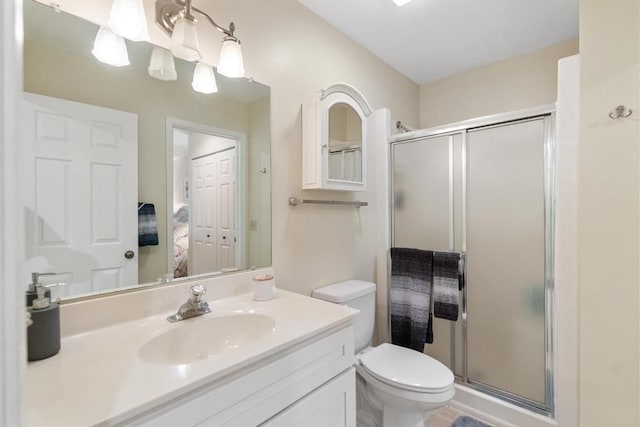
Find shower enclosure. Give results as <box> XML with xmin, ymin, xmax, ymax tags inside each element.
<box><xmin>390</xmin><ymin>108</ymin><xmax>555</xmax><ymax>415</ymax></box>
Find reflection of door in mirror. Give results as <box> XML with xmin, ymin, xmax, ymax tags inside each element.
<box><xmin>170</xmin><ymin>125</ymin><xmax>243</xmax><ymax>279</ymax></box>
<box><xmin>328</xmin><ymin>102</ymin><xmax>363</xmax><ymax>182</ymax></box>
<box><xmin>21</xmin><ymin>93</ymin><xmax>138</xmax><ymax>299</ymax></box>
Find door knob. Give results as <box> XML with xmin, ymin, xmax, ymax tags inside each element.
<box><xmin>124</xmin><ymin>250</ymin><xmax>135</xmax><ymax>259</ymax></box>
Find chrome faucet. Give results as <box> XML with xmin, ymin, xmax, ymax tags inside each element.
<box><xmin>167</xmin><ymin>284</ymin><xmax>211</xmax><ymax>323</ymax></box>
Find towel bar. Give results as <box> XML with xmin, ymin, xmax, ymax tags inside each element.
<box><xmin>288</xmin><ymin>197</ymin><xmax>368</xmax><ymax>208</ymax></box>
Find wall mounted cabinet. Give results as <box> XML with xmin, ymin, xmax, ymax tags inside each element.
<box><xmin>302</xmin><ymin>83</ymin><xmax>372</xmax><ymax>191</ymax></box>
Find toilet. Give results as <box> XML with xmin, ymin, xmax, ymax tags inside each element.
<box><xmin>312</xmin><ymin>280</ymin><xmax>455</xmax><ymax>427</ymax></box>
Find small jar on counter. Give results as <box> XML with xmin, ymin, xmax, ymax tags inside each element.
<box><xmin>252</xmin><ymin>274</ymin><xmax>275</xmax><ymax>301</ymax></box>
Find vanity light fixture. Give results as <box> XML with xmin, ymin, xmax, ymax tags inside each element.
<box><xmin>217</xmin><ymin>35</ymin><xmax>245</xmax><ymax>78</ymax></box>
<box><xmin>191</xmin><ymin>62</ymin><xmax>218</xmax><ymax>94</ymax></box>
<box><xmin>108</xmin><ymin>0</ymin><xmax>150</xmax><ymax>42</ymax></box>
<box><xmin>170</xmin><ymin>12</ymin><xmax>201</xmax><ymax>61</ymax></box>
<box><xmin>148</xmin><ymin>46</ymin><xmax>178</xmax><ymax>81</ymax></box>
<box><xmin>91</xmin><ymin>26</ymin><xmax>130</xmax><ymax>67</ymax></box>
<box><xmin>391</xmin><ymin>0</ymin><xmax>413</xmax><ymax>5</ymax></box>
<box><xmin>156</xmin><ymin>0</ymin><xmax>245</xmax><ymax>78</ymax></box>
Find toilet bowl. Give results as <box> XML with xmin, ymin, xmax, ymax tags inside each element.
<box><xmin>355</xmin><ymin>344</ymin><xmax>454</xmax><ymax>427</ymax></box>
<box><xmin>312</xmin><ymin>280</ymin><xmax>455</xmax><ymax>427</ymax></box>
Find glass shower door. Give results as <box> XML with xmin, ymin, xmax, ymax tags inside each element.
<box><xmin>392</xmin><ymin>132</ymin><xmax>464</xmax><ymax>376</ymax></box>
<box><xmin>465</xmin><ymin>118</ymin><xmax>549</xmax><ymax>407</ymax></box>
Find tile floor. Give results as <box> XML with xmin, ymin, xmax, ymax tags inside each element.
<box><xmin>425</xmin><ymin>406</ymin><xmax>493</xmax><ymax>427</ymax></box>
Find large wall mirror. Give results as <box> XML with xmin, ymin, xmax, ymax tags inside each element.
<box><xmin>21</xmin><ymin>0</ymin><xmax>271</xmax><ymax>300</ymax></box>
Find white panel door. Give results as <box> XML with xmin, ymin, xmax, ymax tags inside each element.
<box><xmin>216</xmin><ymin>148</ymin><xmax>236</xmax><ymax>270</ymax></box>
<box><xmin>190</xmin><ymin>155</ymin><xmax>217</xmax><ymax>275</ymax></box>
<box><xmin>21</xmin><ymin>93</ymin><xmax>138</xmax><ymax>297</ymax></box>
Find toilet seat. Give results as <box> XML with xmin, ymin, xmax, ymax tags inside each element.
<box><xmin>358</xmin><ymin>343</ymin><xmax>454</xmax><ymax>394</ymax></box>
<box><xmin>355</xmin><ymin>362</ymin><xmax>455</xmax><ymax>407</ymax></box>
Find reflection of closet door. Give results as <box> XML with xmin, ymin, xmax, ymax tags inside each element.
<box><xmin>190</xmin><ymin>154</ymin><xmax>217</xmax><ymax>275</ymax></box>
<box><xmin>216</xmin><ymin>148</ymin><xmax>236</xmax><ymax>270</ymax></box>
<box><xmin>190</xmin><ymin>147</ymin><xmax>237</xmax><ymax>274</ymax></box>
<box><xmin>21</xmin><ymin>93</ymin><xmax>138</xmax><ymax>297</ymax></box>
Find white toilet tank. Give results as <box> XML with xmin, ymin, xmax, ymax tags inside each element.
<box><xmin>312</xmin><ymin>280</ymin><xmax>376</xmax><ymax>353</ymax></box>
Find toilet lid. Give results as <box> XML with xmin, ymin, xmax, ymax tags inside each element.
<box><xmin>359</xmin><ymin>343</ymin><xmax>454</xmax><ymax>393</ymax></box>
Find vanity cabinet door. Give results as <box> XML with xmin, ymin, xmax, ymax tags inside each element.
<box><xmin>261</xmin><ymin>368</ymin><xmax>356</xmax><ymax>427</ymax></box>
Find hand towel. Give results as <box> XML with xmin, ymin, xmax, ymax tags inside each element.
<box><xmin>433</xmin><ymin>251</ymin><xmax>461</xmax><ymax>321</ymax></box>
<box><xmin>390</xmin><ymin>247</ymin><xmax>434</xmax><ymax>351</ymax></box>
<box><xmin>138</xmin><ymin>202</ymin><xmax>159</xmax><ymax>247</ymax></box>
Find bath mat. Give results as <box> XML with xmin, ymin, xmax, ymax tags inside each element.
<box><xmin>452</xmin><ymin>415</ymin><xmax>492</xmax><ymax>427</ymax></box>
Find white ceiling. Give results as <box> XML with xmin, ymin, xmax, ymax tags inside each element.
<box><xmin>297</xmin><ymin>0</ymin><xmax>578</xmax><ymax>84</ymax></box>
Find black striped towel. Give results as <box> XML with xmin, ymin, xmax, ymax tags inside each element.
<box><xmin>433</xmin><ymin>251</ymin><xmax>461</xmax><ymax>321</ymax></box>
<box><xmin>390</xmin><ymin>247</ymin><xmax>434</xmax><ymax>351</ymax></box>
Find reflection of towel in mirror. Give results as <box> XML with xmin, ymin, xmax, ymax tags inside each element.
<box><xmin>390</xmin><ymin>247</ymin><xmax>434</xmax><ymax>351</ymax></box>
<box><xmin>138</xmin><ymin>203</ymin><xmax>159</xmax><ymax>246</ymax></box>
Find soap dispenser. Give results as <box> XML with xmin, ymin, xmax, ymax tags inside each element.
<box><xmin>27</xmin><ymin>285</ymin><xmax>60</xmax><ymax>361</ymax></box>
<box><xmin>26</xmin><ymin>272</ymin><xmax>52</xmax><ymax>307</ymax></box>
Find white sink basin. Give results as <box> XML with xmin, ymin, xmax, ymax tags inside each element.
<box><xmin>139</xmin><ymin>313</ymin><xmax>276</xmax><ymax>365</ymax></box>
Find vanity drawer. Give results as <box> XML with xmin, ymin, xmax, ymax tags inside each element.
<box><xmin>126</xmin><ymin>324</ymin><xmax>354</xmax><ymax>426</ymax></box>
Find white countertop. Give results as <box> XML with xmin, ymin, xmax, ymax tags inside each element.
<box><xmin>25</xmin><ymin>289</ymin><xmax>357</xmax><ymax>426</ymax></box>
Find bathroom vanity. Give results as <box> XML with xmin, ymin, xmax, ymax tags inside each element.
<box><xmin>24</xmin><ymin>270</ymin><xmax>358</xmax><ymax>426</ymax></box>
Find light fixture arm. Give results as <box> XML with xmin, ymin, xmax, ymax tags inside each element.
<box><xmin>191</xmin><ymin>5</ymin><xmax>236</xmax><ymax>37</ymax></box>
<box><xmin>157</xmin><ymin>0</ymin><xmax>236</xmax><ymax>38</ymax></box>
<box><xmin>183</xmin><ymin>0</ymin><xmax>194</xmax><ymax>20</ymax></box>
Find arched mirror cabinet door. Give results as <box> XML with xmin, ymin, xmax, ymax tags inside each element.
<box><xmin>302</xmin><ymin>83</ymin><xmax>372</xmax><ymax>191</ymax></box>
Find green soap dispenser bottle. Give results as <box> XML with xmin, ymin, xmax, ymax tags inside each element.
<box><xmin>27</xmin><ymin>285</ymin><xmax>61</xmax><ymax>361</ymax></box>
<box><xmin>26</xmin><ymin>272</ymin><xmax>52</xmax><ymax>307</ymax></box>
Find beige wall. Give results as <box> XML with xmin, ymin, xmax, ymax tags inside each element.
<box><xmin>419</xmin><ymin>39</ymin><xmax>578</xmax><ymax>127</ymax></box>
<box><xmin>220</xmin><ymin>0</ymin><xmax>419</xmax><ymax>295</ymax></box>
<box><xmin>247</xmin><ymin>96</ymin><xmax>271</xmax><ymax>268</ymax></box>
<box><xmin>578</xmin><ymin>0</ymin><xmax>640</xmax><ymax>425</ymax></box>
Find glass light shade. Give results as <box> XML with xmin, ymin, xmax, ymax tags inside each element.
<box><xmin>91</xmin><ymin>26</ymin><xmax>130</xmax><ymax>67</ymax></box>
<box><xmin>192</xmin><ymin>63</ymin><xmax>218</xmax><ymax>94</ymax></box>
<box><xmin>391</xmin><ymin>0</ymin><xmax>413</xmax><ymax>5</ymax></box>
<box><xmin>171</xmin><ymin>17</ymin><xmax>201</xmax><ymax>62</ymax></box>
<box><xmin>217</xmin><ymin>37</ymin><xmax>245</xmax><ymax>78</ymax></box>
<box><xmin>148</xmin><ymin>47</ymin><xmax>177</xmax><ymax>81</ymax></box>
<box><xmin>108</xmin><ymin>0</ymin><xmax>149</xmax><ymax>41</ymax></box>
